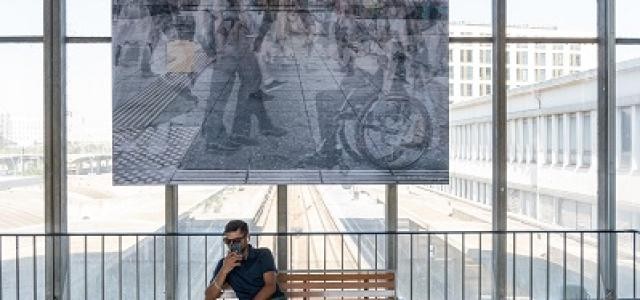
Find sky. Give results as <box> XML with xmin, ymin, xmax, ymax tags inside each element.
<box><xmin>0</xmin><ymin>0</ymin><xmax>638</xmax><ymax>142</ymax></box>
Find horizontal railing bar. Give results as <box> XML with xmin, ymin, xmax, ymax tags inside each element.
<box><xmin>0</xmin><ymin>229</ymin><xmax>636</xmax><ymax>237</ymax></box>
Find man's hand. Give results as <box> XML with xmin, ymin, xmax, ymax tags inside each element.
<box><xmin>221</xmin><ymin>252</ymin><xmax>242</xmax><ymax>274</ymax></box>
<box><xmin>204</xmin><ymin>253</ymin><xmax>240</xmax><ymax>300</ymax></box>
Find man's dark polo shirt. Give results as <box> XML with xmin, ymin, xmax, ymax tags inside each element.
<box><xmin>212</xmin><ymin>245</ymin><xmax>285</xmax><ymax>300</ymax></box>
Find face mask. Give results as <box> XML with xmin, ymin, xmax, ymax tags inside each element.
<box><xmin>228</xmin><ymin>242</ymin><xmax>243</xmax><ymax>254</ymax></box>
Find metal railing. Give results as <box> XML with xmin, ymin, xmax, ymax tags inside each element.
<box><xmin>0</xmin><ymin>230</ymin><xmax>637</xmax><ymax>299</ymax></box>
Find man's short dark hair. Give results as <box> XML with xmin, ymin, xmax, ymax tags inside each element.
<box><xmin>224</xmin><ymin>220</ymin><xmax>249</xmax><ymax>235</ymax></box>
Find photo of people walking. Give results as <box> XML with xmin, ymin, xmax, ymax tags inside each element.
<box><xmin>112</xmin><ymin>0</ymin><xmax>449</xmax><ymax>184</ymax></box>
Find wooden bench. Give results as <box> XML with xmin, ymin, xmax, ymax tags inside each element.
<box><xmin>220</xmin><ymin>270</ymin><xmax>396</xmax><ymax>299</ymax></box>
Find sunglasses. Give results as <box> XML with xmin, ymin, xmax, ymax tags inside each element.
<box><xmin>223</xmin><ymin>235</ymin><xmax>246</xmax><ymax>245</ymax></box>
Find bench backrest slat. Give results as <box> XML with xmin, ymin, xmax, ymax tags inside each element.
<box><xmin>281</xmin><ymin>281</ymin><xmax>395</xmax><ymax>290</ymax></box>
<box><xmin>279</xmin><ymin>271</ymin><xmax>395</xmax><ymax>299</ymax></box>
<box><xmin>219</xmin><ymin>271</ymin><xmax>396</xmax><ymax>299</ymax></box>
<box><xmin>279</xmin><ymin>272</ymin><xmax>395</xmax><ymax>282</ymax></box>
<box><xmin>286</xmin><ymin>290</ymin><xmax>396</xmax><ymax>298</ymax></box>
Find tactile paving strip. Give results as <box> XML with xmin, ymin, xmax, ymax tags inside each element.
<box><xmin>113</xmin><ymin>126</ymin><xmax>200</xmax><ymax>184</ymax></box>
<box><xmin>113</xmin><ymin>53</ymin><xmax>212</xmax><ymax>129</ymax></box>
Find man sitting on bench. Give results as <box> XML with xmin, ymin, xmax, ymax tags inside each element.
<box><xmin>205</xmin><ymin>220</ymin><xmax>286</xmax><ymax>300</ymax></box>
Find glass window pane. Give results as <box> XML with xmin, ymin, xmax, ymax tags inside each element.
<box><xmin>506</xmin><ymin>45</ymin><xmax>597</xmax><ymax>298</ymax></box>
<box><xmin>507</xmin><ymin>0</ymin><xmax>596</xmax><ymax>38</ymax></box>
<box><xmin>178</xmin><ymin>185</ymin><xmax>275</xmax><ymax>233</ymax></box>
<box><xmin>399</xmin><ymin>40</ymin><xmax>492</xmax><ymax>298</ymax></box>
<box><xmin>66</xmin><ymin>43</ymin><xmax>163</xmax><ymax>297</ymax></box>
<box><xmin>177</xmin><ymin>185</ymin><xmax>275</xmax><ymax>298</ymax></box>
<box><xmin>616</xmin><ymin>0</ymin><xmax>640</xmax><ymax>38</ymax></box>
<box><xmin>616</xmin><ymin>45</ymin><xmax>640</xmax><ymax>222</ymax></box>
<box><xmin>437</xmin><ymin>37</ymin><xmax>492</xmax><ymax>231</ymax></box>
<box><xmin>66</xmin><ymin>0</ymin><xmax>111</xmax><ymax>37</ymax></box>
<box><xmin>0</xmin><ymin>0</ymin><xmax>43</xmax><ymax>36</ymax></box>
<box><xmin>507</xmin><ymin>45</ymin><xmax>597</xmax><ymax>229</ymax></box>
<box><xmin>509</xmin><ymin>41</ymin><xmax>597</xmax><ymax>300</ymax></box>
<box><xmin>66</xmin><ymin>43</ymin><xmax>164</xmax><ymax>232</ymax></box>
<box><xmin>616</xmin><ymin>46</ymin><xmax>640</xmax><ymax>299</ymax></box>
<box><xmin>0</xmin><ymin>44</ymin><xmax>44</xmax><ymax>233</ymax></box>
<box><xmin>288</xmin><ymin>185</ymin><xmax>385</xmax><ymax>271</ymax></box>
<box><xmin>289</xmin><ymin>185</ymin><xmax>385</xmax><ymax>231</ymax></box>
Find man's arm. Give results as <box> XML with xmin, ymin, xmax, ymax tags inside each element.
<box><xmin>204</xmin><ymin>271</ymin><xmax>228</xmax><ymax>300</ymax></box>
<box><xmin>204</xmin><ymin>252</ymin><xmax>242</xmax><ymax>300</ymax></box>
<box><xmin>252</xmin><ymin>271</ymin><xmax>278</xmax><ymax>300</ymax></box>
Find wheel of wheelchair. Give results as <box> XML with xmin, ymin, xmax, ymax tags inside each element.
<box><xmin>339</xmin><ymin>117</ymin><xmax>365</xmax><ymax>161</ymax></box>
<box><xmin>355</xmin><ymin>94</ymin><xmax>432</xmax><ymax>170</ymax></box>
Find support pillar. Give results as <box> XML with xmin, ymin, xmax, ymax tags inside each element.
<box><xmin>276</xmin><ymin>185</ymin><xmax>288</xmax><ymax>270</ymax></box>
<box><xmin>385</xmin><ymin>184</ymin><xmax>398</xmax><ymax>271</ymax></box>
<box><xmin>165</xmin><ymin>185</ymin><xmax>179</xmax><ymax>300</ymax></box>
<box><xmin>597</xmin><ymin>0</ymin><xmax>617</xmax><ymax>299</ymax></box>
<box><xmin>44</xmin><ymin>1</ymin><xmax>68</xmax><ymax>299</ymax></box>
<box><xmin>492</xmin><ymin>0</ymin><xmax>507</xmax><ymax>298</ymax></box>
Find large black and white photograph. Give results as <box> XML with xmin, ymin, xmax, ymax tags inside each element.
<box><xmin>112</xmin><ymin>0</ymin><xmax>449</xmax><ymax>184</ymax></box>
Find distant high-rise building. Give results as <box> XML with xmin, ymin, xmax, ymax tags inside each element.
<box><xmin>7</xmin><ymin>115</ymin><xmax>42</xmax><ymax>147</ymax></box>
<box><xmin>0</xmin><ymin>112</ymin><xmax>12</xmax><ymax>147</ymax></box>
<box><xmin>448</xmin><ymin>22</ymin><xmax>596</xmax><ymax>102</ymax></box>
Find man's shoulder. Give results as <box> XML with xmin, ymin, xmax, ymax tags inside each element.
<box><xmin>253</xmin><ymin>247</ymin><xmax>273</xmax><ymax>255</ymax></box>
<box><xmin>252</xmin><ymin>247</ymin><xmax>277</xmax><ymax>272</ymax></box>
<box><xmin>252</xmin><ymin>247</ymin><xmax>275</xmax><ymax>260</ymax></box>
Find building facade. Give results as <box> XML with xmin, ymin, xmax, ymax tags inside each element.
<box><xmin>449</xmin><ymin>22</ymin><xmax>595</xmax><ymax>102</ymax></box>
<box><xmin>435</xmin><ymin>58</ymin><xmax>640</xmax><ymax>230</ymax></box>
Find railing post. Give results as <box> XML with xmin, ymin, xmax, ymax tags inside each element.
<box><xmin>492</xmin><ymin>0</ymin><xmax>507</xmax><ymax>299</ymax></box>
<box><xmin>277</xmin><ymin>185</ymin><xmax>288</xmax><ymax>270</ymax></box>
<box><xmin>597</xmin><ymin>0</ymin><xmax>617</xmax><ymax>299</ymax></box>
<box><xmin>385</xmin><ymin>184</ymin><xmax>398</xmax><ymax>271</ymax></box>
<box><xmin>44</xmin><ymin>0</ymin><xmax>69</xmax><ymax>299</ymax></box>
<box><xmin>165</xmin><ymin>185</ymin><xmax>179</xmax><ymax>300</ymax></box>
